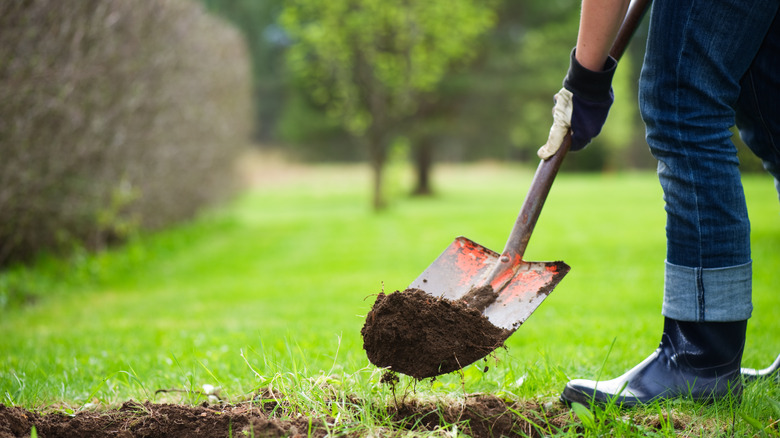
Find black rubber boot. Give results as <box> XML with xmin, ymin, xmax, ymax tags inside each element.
<box><xmin>561</xmin><ymin>317</ymin><xmax>746</xmax><ymax>407</ymax></box>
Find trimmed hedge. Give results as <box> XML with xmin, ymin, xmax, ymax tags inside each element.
<box><xmin>0</xmin><ymin>0</ymin><xmax>252</xmax><ymax>266</ymax></box>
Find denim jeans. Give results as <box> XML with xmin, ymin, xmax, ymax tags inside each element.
<box><xmin>639</xmin><ymin>0</ymin><xmax>780</xmax><ymax>322</ymax></box>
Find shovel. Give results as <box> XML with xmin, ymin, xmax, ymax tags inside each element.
<box><xmin>409</xmin><ymin>0</ymin><xmax>651</xmax><ymax>333</ymax></box>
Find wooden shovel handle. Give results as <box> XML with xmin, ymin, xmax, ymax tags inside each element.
<box><xmin>502</xmin><ymin>0</ymin><xmax>651</xmax><ymax>260</ymax></box>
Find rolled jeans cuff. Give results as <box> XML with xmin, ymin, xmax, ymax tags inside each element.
<box><xmin>662</xmin><ymin>260</ymin><xmax>752</xmax><ymax>322</ymax></box>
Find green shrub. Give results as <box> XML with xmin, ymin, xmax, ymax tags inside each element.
<box><xmin>0</xmin><ymin>0</ymin><xmax>252</xmax><ymax>266</ymax></box>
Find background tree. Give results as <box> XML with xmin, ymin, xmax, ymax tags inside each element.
<box><xmin>280</xmin><ymin>0</ymin><xmax>497</xmax><ymax>209</ymax></box>
<box><xmin>392</xmin><ymin>0</ymin><xmax>648</xmax><ymax>196</ymax></box>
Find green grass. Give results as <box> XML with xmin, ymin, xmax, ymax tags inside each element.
<box><xmin>1</xmin><ymin>162</ymin><xmax>779</xmax><ymax>435</ymax></box>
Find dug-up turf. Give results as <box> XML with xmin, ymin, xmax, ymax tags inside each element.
<box><xmin>362</xmin><ymin>288</ymin><xmax>512</xmax><ymax>379</ymax></box>
<box><xmin>0</xmin><ymin>394</ymin><xmax>575</xmax><ymax>438</ymax></box>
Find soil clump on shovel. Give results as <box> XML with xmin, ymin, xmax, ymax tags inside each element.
<box><xmin>361</xmin><ymin>288</ymin><xmax>511</xmax><ymax>379</ymax></box>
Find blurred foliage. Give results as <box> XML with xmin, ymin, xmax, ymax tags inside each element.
<box><xmin>0</xmin><ymin>0</ymin><xmax>252</xmax><ymax>266</ymax></box>
<box><xmin>279</xmin><ymin>0</ymin><xmax>497</xmax><ymax>208</ymax></box>
<box><xmin>280</xmin><ymin>0</ymin><xmax>496</xmax><ymax>135</ymax></box>
<box><xmin>202</xmin><ymin>0</ymin><xmax>654</xmax><ymax>171</ymax></box>
<box><xmin>200</xmin><ymin>0</ymin><xmax>287</xmax><ymax>141</ymax></box>
<box><xmin>200</xmin><ymin>0</ymin><xmax>766</xmax><ymax>178</ymax></box>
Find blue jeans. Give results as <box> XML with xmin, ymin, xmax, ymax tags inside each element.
<box><xmin>639</xmin><ymin>0</ymin><xmax>780</xmax><ymax>322</ymax></box>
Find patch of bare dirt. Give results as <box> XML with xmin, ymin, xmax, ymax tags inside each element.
<box><xmin>0</xmin><ymin>400</ymin><xmax>329</xmax><ymax>438</ymax></box>
<box><xmin>0</xmin><ymin>395</ymin><xmax>575</xmax><ymax>438</ymax></box>
<box><xmin>387</xmin><ymin>394</ymin><xmax>572</xmax><ymax>437</ymax></box>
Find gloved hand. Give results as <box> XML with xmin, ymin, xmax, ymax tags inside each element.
<box><xmin>538</xmin><ymin>48</ymin><xmax>617</xmax><ymax>160</ymax></box>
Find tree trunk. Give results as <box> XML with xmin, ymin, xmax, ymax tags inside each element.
<box><xmin>367</xmin><ymin>131</ymin><xmax>387</xmax><ymax>210</ymax></box>
<box><xmin>412</xmin><ymin>136</ymin><xmax>434</xmax><ymax>196</ymax></box>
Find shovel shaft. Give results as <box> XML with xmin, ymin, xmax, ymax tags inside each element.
<box><xmin>496</xmin><ymin>0</ymin><xmax>651</xmax><ymax>270</ymax></box>
<box><xmin>610</xmin><ymin>0</ymin><xmax>651</xmax><ymax>60</ymax></box>
<box><xmin>502</xmin><ymin>134</ymin><xmax>571</xmax><ymax>261</ymax></box>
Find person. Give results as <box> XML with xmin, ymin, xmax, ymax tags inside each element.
<box><xmin>545</xmin><ymin>0</ymin><xmax>780</xmax><ymax>407</ymax></box>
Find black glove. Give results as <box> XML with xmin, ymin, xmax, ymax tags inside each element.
<box><xmin>563</xmin><ymin>48</ymin><xmax>617</xmax><ymax>151</ymax></box>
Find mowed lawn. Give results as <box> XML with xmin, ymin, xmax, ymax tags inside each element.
<box><xmin>1</xmin><ymin>159</ymin><xmax>778</xmax><ymax>411</ymax></box>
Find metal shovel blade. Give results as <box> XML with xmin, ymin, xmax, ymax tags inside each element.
<box><xmin>409</xmin><ymin>236</ymin><xmax>569</xmax><ymax>331</ymax></box>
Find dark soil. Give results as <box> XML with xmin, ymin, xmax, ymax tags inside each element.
<box><xmin>361</xmin><ymin>288</ymin><xmax>512</xmax><ymax>379</ymax></box>
<box><xmin>388</xmin><ymin>394</ymin><xmax>572</xmax><ymax>437</ymax></box>
<box><xmin>460</xmin><ymin>284</ymin><xmax>500</xmax><ymax>312</ymax></box>
<box><xmin>0</xmin><ymin>400</ymin><xmax>328</xmax><ymax>438</ymax></box>
<box><xmin>0</xmin><ymin>395</ymin><xmax>575</xmax><ymax>438</ymax></box>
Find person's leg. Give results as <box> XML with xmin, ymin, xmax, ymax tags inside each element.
<box><xmin>735</xmin><ymin>10</ymin><xmax>780</xmax><ymax>202</ymax></box>
<box><xmin>561</xmin><ymin>0</ymin><xmax>779</xmax><ymax>407</ymax></box>
<box><xmin>639</xmin><ymin>0</ymin><xmax>779</xmax><ymax>326</ymax></box>
<box><xmin>643</xmin><ymin>0</ymin><xmax>780</xmax><ymax>322</ymax></box>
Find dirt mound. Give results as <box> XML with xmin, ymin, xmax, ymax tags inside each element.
<box><xmin>361</xmin><ymin>288</ymin><xmax>512</xmax><ymax>379</ymax></box>
<box><xmin>389</xmin><ymin>394</ymin><xmax>569</xmax><ymax>437</ymax></box>
<box><xmin>0</xmin><ymin>396</ymin><xmax>572</xmax><ymax>438</ymax></box>
<box><xmin>0</xmin><ymin>400</ymin><xmax>328</xmax><ymax>438</ymax></box>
